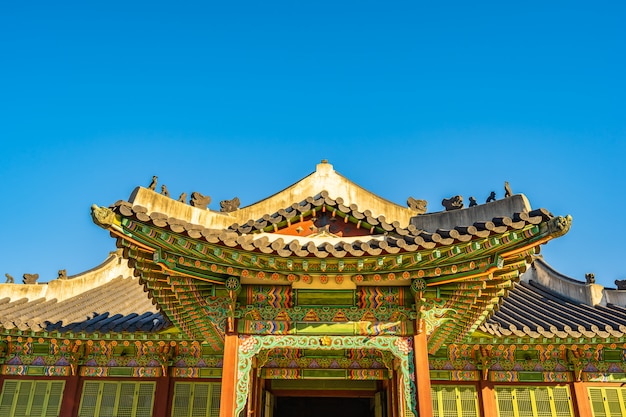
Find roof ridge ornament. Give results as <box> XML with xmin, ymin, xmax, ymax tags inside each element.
<box><xmin>442</xmin><ymin>195</ymin><xmax>463</xmax><ymax>211</ymax></box>
<box><xmin>547</xmin><ymin>215</ymin><xmax>573</xmax><ymax>238</ymax></box>
<box><xmin>220</xmin><ymin>197</ymin><xmax>240</xmax><ymax>213</ymax></box>
<box><xmin>190</xmin><ymin>191</ymin><xmax>211</xmax><ymax>209</ymax></box>
<box><xmin>148</xmin><ymin>175</ymin><xmax>157</xmax><ymax>190</ymax></box>
<box><xmin>91</xmin><ymin>204</ymin><xmax>116</xmax><ymax>228</ymax></box>
<box><xmin>504</xmin><ymin>181</ymin><xmax>513</xmax><ymax>198</ymax></box>
<box><xmin>315</xmin><ymin>159</ymin><xmax>333</xmax><ymax>175</ymax></box>
<box><xmin>23</xmin><ymin>273</ymin><xmax>39</xmax><ymax>284</ymax></box>
<box><xmin>407</xmin><ymin>197</ymin><xmax>427</xmax><ymax>214</ymax></box>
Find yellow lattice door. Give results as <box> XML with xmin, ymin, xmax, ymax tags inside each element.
<box><xmin>0</xmin><ymin>380</ymin><xmax>65</xmax><ymax>417</ymax></box>
<box><xmin>431</xmin><ymin>385</ymin><xmax>479</xmax><ymax>417</ymax></box>
<box><xmin>494</xmin><ymin>386</ymin><xmax>573</xmax><ymax>417</ymax></box>
<box><xmin>78</xmin><ymin>381</ymin><xmax>155</xmax><ymax>417</ymax></box>
<box><xmin>588</xmin><ymin>387</ymin><xmax>626</xmax><ymax>417</ymax></box>
<box><xmin>170</xmin><ymin>382</ymin><xmax>221</xmax><ymax>417</ymax></box>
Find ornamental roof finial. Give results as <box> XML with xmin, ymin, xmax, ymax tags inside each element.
<box><xmin>316</xmin><ymin>159</ymin><xmax>333</xmax><ymax>175</ymax></box>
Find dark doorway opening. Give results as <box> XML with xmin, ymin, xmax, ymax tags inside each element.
<box><xmin>274</xmin><ymin>396</ymin><xmax>374</xmax><ymax>417</ymax></box>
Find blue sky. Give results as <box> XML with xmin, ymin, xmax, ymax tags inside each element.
<box><xmin>1</xmin><ymin>2</ymin><xmax>624</xmax><ymax>287</ymax></box>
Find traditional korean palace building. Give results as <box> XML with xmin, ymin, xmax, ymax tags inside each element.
<box><xmin>1</xmin><ymin>161</ymin><xmax>626</xmax><ymax>417</ymax></box>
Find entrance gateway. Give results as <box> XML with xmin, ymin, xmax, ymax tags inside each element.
<box><xmin>234</xmin><ymin>335</ymin><xmax>416</xmax><ymax>417</ymax></box>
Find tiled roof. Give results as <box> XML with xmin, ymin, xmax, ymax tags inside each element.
<box><xmin>0</xmin><ymin>276</ymin><xmax>168</xmax><ymax>334</ymax></box>
<box><xmin>109</xmin><ymin>196</ymin><xmax>555</xmax><ymax>258</ymax></box>
<box><xmin>480</xmin><ymin>277</ymin><xmax>626</xmax><ymax>339</ymax></box>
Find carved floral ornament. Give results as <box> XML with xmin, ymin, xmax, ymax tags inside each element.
<box><xmin>235</xmin><ymin>335</ymin><xmax>417</xmax><ymax>417</ymax></box>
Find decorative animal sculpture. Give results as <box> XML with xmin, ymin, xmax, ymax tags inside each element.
<box><xmin>504</xmin><ymin>181</ymin><xmax>513</xmax><ymax>198</ymax></box>
<box><xmin>148</xmin><ymin>176</ymin><xmax>158</xmax><ymax>190</ymax></box>
<box><xmin>468</xmin><ymin>196</ymin><xmax>477</xmax><ymax>207</ymax></box>
<box><xmin>407</xmin><ymin>197</ymin><xmax>427</xmax><ymax>214</ymax></box>
<box><xmin>177</xmin><ymin>192</ymin><xmax>187</xmax><ymax>203</ymax></box>
<box><xmin>58</xmin><ymin>269</ymin><xmax>67</xmax><ymax>280</ymax></box>
<box><xmin>220</xmin><ymin>197</ymin><xmax>241</xmax><ymax>213</ymax></box>
<box><xmin>190</xmin><ymin>192</ymin><xmax>212</xmax><ymax>209</ymax></box>
<box><xmin>23</xmin><ymin>273</ymin><xmax>39</xmax><ymax>284</ymax></box>
<box><xmin>161</xmin><ymin>184</ymin><xmax>170</xmax><ymax>197</ymax></box>
<box><xmin>4</xmin><ymin>273</ymin><xmax>14</xmax><ymax>283</ymax></box>
<box><xmin>486</xmin><ymin>191</ymin><xmax>496</xmax><ymax>203</ymax></box>
<box><xmin>442</xmin><ymin>195</ymin><xmax>463</xmax><ymax>211</ymax></box>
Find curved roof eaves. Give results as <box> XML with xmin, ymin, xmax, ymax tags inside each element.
<box><xmin>113</xmin><ymin>197</ymin><xmax>554</xmax><ymax>258</ymax></box>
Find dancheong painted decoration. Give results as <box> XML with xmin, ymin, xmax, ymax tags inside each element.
<box><xmin>1</xmin><ymin>161</ymin><xmax>626</xmax><ymax>417</ymax></box>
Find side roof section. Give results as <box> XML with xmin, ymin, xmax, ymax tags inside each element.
<box><xmin>0</xmin><ymin>251</ymin><xmax>166</xmax><ymax>334</ymax></box>
<box><xmin>479</xmin><ymin>257</ymin><xmax>626</xmax><ymax>339</ymax></box>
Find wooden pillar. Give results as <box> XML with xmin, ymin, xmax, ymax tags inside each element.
<box><xmin>396</xmin><ymin>364</ymin><xmax>405</xmax><ymax>417</ymax></box>
<box><xmin>414</xmin><ymin>325</ymin><xmax>433</xmax><ymax>417</ymax></box>
<box><xmin>254</xmin><ymin>375</ymin><xmax>264</xmax><ymax>417</ymax></box>
<box><xmin>383</xmin><ymin>379</ymin><xmax>392</xmax><ymax>417</ymax></box>
<box><xmin>389</xmin><ymin>370</ymin><xmax>398</xmax><ymax>417</ymax></box>
<box><xmin>219</xmin><ymin>333</ymin><xmax>240</xmax><ymax>417</ymax></box>
<box><xmin>248</xmin><ymin>363</ymin><xmax>258</xmax><ymax>417</ymax></box>
<box><xmin>59</xmin><ymin>374</ymin><xmax>81</xmax><ymax>417</ymax></box>
<box><xmin>479</xmin><ymin>381</ymin><xmax>498</xmax><ymax>417</ymax></box>
<box><xmin>152</xmin><ymin>375</ymin><xmax>171</xmax><ymax>417</ymax></box>
<box><xmin>571</xmin><ymin>381</ymin><xmax>592</xmax><ymax>417</ymax></box>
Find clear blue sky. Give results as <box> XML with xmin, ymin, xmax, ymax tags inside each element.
<box><xmin>1</xmin><ymin>2</ymin><xmax>624</xmax><ymax>287</ymax></box>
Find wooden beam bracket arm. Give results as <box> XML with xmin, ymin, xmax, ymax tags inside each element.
<box><xmin>413</xmin><ymin>289</ymin><xmax>427</xmax><ymax>335</ymax></box>
<box><xmin>567</xmin><ymin>347</ymin><xmax>584</xmax><ymax>382</ymax></box>
<box><xmin>476</xmin><ymin>346</ymin><xmax>495</xmax><ymax>380</ymax></box>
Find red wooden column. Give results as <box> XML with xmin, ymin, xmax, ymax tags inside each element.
<box><xmin>382</xmin><ymin>379</ymin><xmax>392</xmax><ymax>417</ymax></box>
<box><xmin>414</xmin><ymin>319</ymin><xmax>433</xmax><ymax>417</ymax></box>
<box><xmin>219</xmin><ymin>333</ymin><xmax>240</xmax><ymax>417</ymax></box>
<box><xmin>479</xmin><ymin>380</ymin><xmax>498</xmax><ymax>417</ymax></box>
<box><xmin>59</xmin><ymin>374</ymin><xmax>81</xmax><ymax>417</ymax></box>
<box><xmin>571</xmin><ymin>381</ymin><xmax>592</xmax><ymax>417</ymax></box>
<box><xmin>152</xmin><ymin>375</ymin><xmax>171</xmax><ymax>417</ymax></box>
